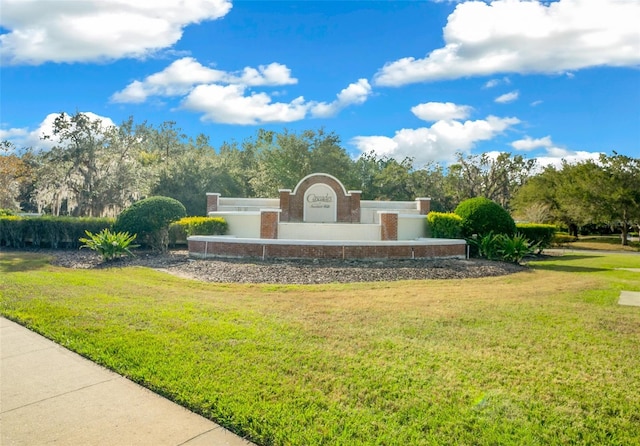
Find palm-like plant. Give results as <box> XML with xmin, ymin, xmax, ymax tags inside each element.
<box><xmin>79</xmin><ymin>229</ymin><xmax>139</xmax><ymax>262</ymax></box>
<box><xmin>498</xmin><ymin>233</ymin><xmax>536</xmax><ymax>264</ymax></box>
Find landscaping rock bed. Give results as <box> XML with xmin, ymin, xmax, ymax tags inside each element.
<box><xmin>44</xmin><ymin>249</ymin><xmax>527</xmax><ymax>284</ymax></box>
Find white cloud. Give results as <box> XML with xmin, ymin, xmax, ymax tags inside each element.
<box><xmin>536</xmin><ymin>150</ymin><xmax>603</xmax><ymax>169</ymax></box>
<box><xmin>114</xmin><ymin>58</ymin><xmax>369</xmax><ymax>124</ymax></box>
<box><xmin>111</xmin><ymin>57</ymin><xmax>298</xmax><ymax>103</ymax></box>
<box><xmin>411</xmin><ymin>102</ymin><xmax>472</xmax><ymax>122</ymax></box>
<box><xmin>0</xmin><ymin>127</ymin><xmax>28</xmax><ymax>142</ymax></box>
<box><xmin>234</xmin><ymin>63</ymin><xmax>299</xmax><ymax>87</ymax></box>
<box><xmin>352</xmin><ymin>115</ymin><xmax>520</xmax><ymax>165</ymax></box>
<box><xmin>112</xmin><ymin>58</ymin><xmax>226</xmax><ymax>103</ymax></box>
<box><xmin>350</xmin><ymin>135</ymin><xmax>399</xmax><ymax>158</ymax></box>
<box><xmin>484</xmin><ymin>79</ymin><xmax>500</xmax><ymax>89</ymax></box>
<box><xmin>310</xmin><ymin>79</ymin><xmax>372</xmax><ymax>118</ymax></box>
<box><xmin>530</xmin><ymin>100</ymin><xmax>543</xmax><ymax>107</ymax></box>
<box><xmin>511</xmin><ymin>135</ymin><xmax>552</xmax><ymax>151</ymax></box>
<box><xmin>495</xmin><ymin>90</ymin><xmax>519</xmax><ymax>104</ymax></box>
<box><xmin>181</xmin><ymin>78</ymin><xmax>370</xmax><ymax>125</ymax></box>
<box><xmin>181</xmin><ymin>84</ymin><xmax>309</xmax><ymax>125</ymax></box>
<box><xmin>0</xmin><ymin>0</ymin><xmax>232</xmax><ymax>65</ymax></box>
<box><xmin>483</xmin><ymin>77</ymin><xmax>511</xmax><ymax>89</ymax></box>
<box><xmin>511</xmin><ymin>134</ymin><xmax>603</xmax><ymax>167</ymax></box>
<box><xmin>374</xmin><ymin>0</ymin><xmax>640</xmax><ymax>86</ymax></box>
<box><xmin>0</xmin><ymin>122</ymin><xmax>55</xmax><ymax>151</ymax></box>
<box><xmin>1</xmin><ymin>112</ymin><xmax>115</xmax><ymax>151</ymax></box>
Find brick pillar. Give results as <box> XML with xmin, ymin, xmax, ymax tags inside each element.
<box><xmin>206</xmin><ymin>193</ymin><xmax>220</xmax><ymax>214</ymax></box>
<box><xmin>380</xmin><ymin>212</ymin><xmax>398</xmax><ymax>241</ymax></box>
<box><xmin>260</xmin><ymin>210</ymin><xmax>279</xmax><ymax>239</ymax></box>
<box><xmin>349</xmin><ymin>190</ymin><xmax>361</xmax><ymax>223</ymax></box>
<box><xmin>279</xmin><ymin>189</ymin><xmax>291</xmax><ymax>222</ymax></box>
<box><xmin>416</xmin><ymin>197</ymin><xmax>431</xmax><ymax>215</ymax></box>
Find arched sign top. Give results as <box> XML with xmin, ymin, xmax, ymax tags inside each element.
<box><xmin>279</xmin><ymin>172</ymin><xmax>360</xmax><ymax>223</ymax></box>
<box><xmin>292</xmin><ymin>173</ymin><xmax>349</xmax><ymax>197</ymax></box>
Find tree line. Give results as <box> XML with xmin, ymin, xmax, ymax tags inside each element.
<box><xmin>1</xmin><ymin>112</ymin><xmax>638</xmax><ymax>242</ymax></box>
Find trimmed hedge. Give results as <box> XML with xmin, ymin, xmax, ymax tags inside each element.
<box><xmin>0</xmin><ymin>216</ymin><xmax>114</xmax><ymax>249</ymax></box>
<box><xmin>516</xmin><ymin>223</ymin><xmax>557</xmax><ymax>254</ymax></box>
<box><xmin>427</xmin><ymin>212</ymin><xmax>463</xmax><ymax>239</ymax></box>
<box><xmin>552</xmin><ymin>232</ymin><xmax>578</xmax><ymax>246</ymax></box>
<box><xmin>455</xmin><ymin>197</ymin><xmax>516</xmax><ymax>238</ymax></box>
<box><xmin>185</xmin><ymin>216</ymin><xmax>227</xmax><ymax>236</ymax></box>
<box><xmin>169</xmin><ymin>217</ymin><xmax>228</xmax><ymax>246</ymax></box>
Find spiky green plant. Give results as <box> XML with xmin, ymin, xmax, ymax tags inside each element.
<box><xmin>79</xmin><ymin>229</ymin><xmax>139</xmax><ymax>262</ymax></box>
<box><xmin>498</xmin><ymin>232</ymin><xmax>536</xmax><ymax>264</ymax></box>
<box><xmin>468</xmin><ymin>231</ymin><xmax>503</xmax><ymax>260</ymax></box>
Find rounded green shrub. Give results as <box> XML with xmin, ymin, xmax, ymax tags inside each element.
<box><xmin>114</xmin><ymin>196</ymin><xmax>186</xmax><ymax>251</ymax></box>
<box><xmin>454</xmin><ymin>197</ymin><xmax>516</xmax><ymax>238</ymax></box>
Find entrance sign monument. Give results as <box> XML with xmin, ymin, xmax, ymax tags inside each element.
<box><xmin>188</xmin><ymin>173</ymin><xmax>466</xmax><ymax>260</ymax></box>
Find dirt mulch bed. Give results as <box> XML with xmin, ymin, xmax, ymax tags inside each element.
<box><xmin>34</xmin><ymin>249</ymin><xmax>529</xmax><ymax>284</ymax></box>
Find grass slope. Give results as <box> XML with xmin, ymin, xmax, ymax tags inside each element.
<box><xmin>1</xmin><ymin>252</ymin><xmax>639</xmax><ymax>445</ymax></box>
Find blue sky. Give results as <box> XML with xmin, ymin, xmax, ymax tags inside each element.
<box><xmin>1</xmin><ymin>0</ymin><xmax>639</xmax><ymax>167</ymax></box>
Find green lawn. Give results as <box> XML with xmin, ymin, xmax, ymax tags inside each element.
<box><xmin>563</xmin><ymin>235</ymin><xmax>640</xmax><ymax>252</ymax></box>
<box><xmin>1</xmin><ymin>251</ymin><xmax>639</xmax><ymax>445</ymax></box>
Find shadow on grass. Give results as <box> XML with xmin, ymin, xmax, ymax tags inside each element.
<box><xmin>0</xmin><ymin>252</ymin><xmax>51</xmax><ymax>273</ymax></box>
<box><xmin>530</xmin><ymin>264</ymin><xmax>608</xmax><ymax>273</ymax></box>
<box><xmin>537</xmin><ymin>254</ymin><xmax>598</xmax><ymax>262</ymax></box>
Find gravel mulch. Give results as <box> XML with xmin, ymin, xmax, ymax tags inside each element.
<box><xmin>41</xmin><ymin>249</ymin><xmax>527</xmax><ymax>284</ymax></box>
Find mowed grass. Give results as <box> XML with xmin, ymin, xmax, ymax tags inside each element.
<box><xmin>566</xmin><ymin>235</ymin><xmax>640</xmax><ymax>252</ymax></box>
<box><xmin>1</xmin><ymin>252</ymin><xmax>640</xmax><ymax>445</ymax></box>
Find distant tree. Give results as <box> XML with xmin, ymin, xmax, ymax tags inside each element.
<box><xmin>515</xmin><ymin>202</ymin><xmax>553</xmax><ymax>224</ymax></box>
<box><xmin>514</xmin><ymin>165</ymin><xmax>566</xmax><ymax>225</ymax></box>
<box><xmin>579</xmin><ymin>154</ymin><xmax>639</xmax><ymax>245</ymax></box>
<box><xmin>372</xmin><ymin>157</ymin><xmax>415</xmax><ymax>201</ymax></box>
<box><xmin>217</xmin><ymin>140</ymin><xmax>259</xmax><ymax>198</ymax></box>
<box><xmin>353</xmin><ymin>153</ymin><xmax>412</xmax><ymax>201</ymax></box>
<box><xmin>249</xmin><ymin>129</ymin><xmax>356</xmax><ymax>197</ymax></box>
<box><xmin>0</xmin><ymin>141</ymin><xmax>34</xmax><ymax>211</ymax></box>
<box><xmin>151</xmin><ymin>141</ymin><xmax>244</xmax><ymax>216</ymax></box>
<box><xmin>609</xmin><ymin>153</ymin><xmax>640</xmax><ymax>243</ymax></box>
<box><xmin>513</xmin><ymin>154</ymin><xmax>640</xmax><ymax>244</ymax></box>
<box><xmin>354</xmin><ymin>151</ymin><xmax>383</xmax><ymax>200</ymax></box>
<box><xmin>355</xmin><ymin>152</ymin><xmax>457</xmax><ymax>207</ymax></box>
<box><xmin>251</xmin><ymin>129</ymin><xmax>308</xmax><ymax>196</ymax></box>
<box><xmin>445</xmin><ymin>152</ymin><xmax>536</xmax><ymax>209</ymax></box>
<box><xmin>33</xmin><ymin>113</ymin><xmax>150</xmax><ymax>217</ymax></box>
<box><xmin>144</xmin><ymin>120</ymin><xmax>189</xmax><ymax>163</ymax></box>
<box><xmin>409</xmin><ymin>163</ymin><xmax>456</xmax><ymax>212</ymax></box>
<box><xmin>308</xmin><ymin>129</ymin><xmax>358</xmax><ymax>189</ymax></box>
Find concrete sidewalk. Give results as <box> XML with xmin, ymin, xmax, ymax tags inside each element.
<box><xmin>1</xmin><ymin>317</ymin><xmax>255</xmax><ymax>446</ymax></box>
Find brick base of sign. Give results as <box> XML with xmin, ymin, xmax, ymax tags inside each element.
<box><xmin>188</xmin><ymin>237</ymin><xmax>466</xmax><ymax>260</ymax></box>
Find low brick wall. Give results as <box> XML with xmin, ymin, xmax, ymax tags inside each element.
<box><xmin>188</xmin><ymin>237</ymin><xmax>466</xmax><ymax>260</ymax></box>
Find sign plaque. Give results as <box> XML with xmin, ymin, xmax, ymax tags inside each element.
<box><xmin>303</xmin><ymin>183</ymin><xmax>337</xmax><ymax>222</ymax></box>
